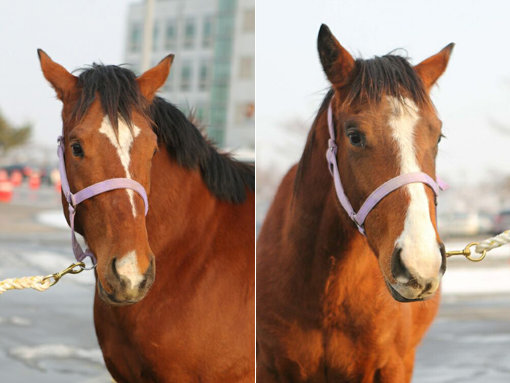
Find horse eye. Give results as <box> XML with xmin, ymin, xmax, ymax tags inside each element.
<box><xmin>347</xmin><ymin>130</ymin><xmax>365</xmax><ymax>148</ymax></box>
<box><xmin>438</xmin><ymin>133</ymin><xmax>445</xmax><ymax>144</ymax></box>
<box><xmin>71</xmin><ymin>142</ymin><xmax>84</xmax><ymax>157</ymax></box>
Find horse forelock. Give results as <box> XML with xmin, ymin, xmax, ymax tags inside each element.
<box><xmin>71</xmin><ymin>64</ymin><xmax>150</xmax><ymax>136</ymax></box>
<box><xmin>341</xmin><ymin>55</ymin><xmax>431</xmax><ymax>109</ymax></box>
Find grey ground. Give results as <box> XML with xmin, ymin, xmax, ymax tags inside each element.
<box><xmin>0</xmin><ymin>185</ymin><xmax>509</xmax><ymax>382</ymax></box>
<box><xmin>0</xmin><ymin>186</ymin><xmax>110</xmax><ymax>383</ymax></box>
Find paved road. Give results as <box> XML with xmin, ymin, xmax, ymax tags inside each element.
<box><xmin>0</xmin><ymin>185</ymin><xmax>509</xmax><ymax>382</ymax></box>
<box><xmin>0</xmin><ymin>186</ymin><xmax>110</xmax><ymax>383</ymax></box>
<box><xmin>415</xmin><ymin>295</ymin><xmax>510</xmax><ymax>382</ymax></box>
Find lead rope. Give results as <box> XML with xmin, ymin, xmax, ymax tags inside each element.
<box><xmin>0</xmin><ymin>232</ymin><xmax>508</xmax><ymax>294</ymax></box>
<box><xmin>446</xmin><ymin>229</ymin><xmax>510</xmax><ymax>262</ymax></box>
<box><xmin>0</xmin><ymin>262</ymin><xmax>90</xmax><ymax>295</ymax></box>
<box><xmin>0</xmin><ymin>276</ymin><xmax>52</xmax><ymax>294</ymax></box>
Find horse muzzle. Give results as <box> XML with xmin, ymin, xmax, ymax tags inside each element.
<box><xmin>386</xmin><ymin>244</ymin><xmax>446</xmax><ymax>302</ymax></box>
<box><xmin>97</xmin><ymin>255</ymin><xmax>155</xmax><ymax>306</ymax></box>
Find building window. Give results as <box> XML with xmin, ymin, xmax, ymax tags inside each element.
<box><xmin>202</xmin><ymin>16</ymin><xmax>213</xmax><ymax>48</ymax></box>
<box><xmin>243</xmin><ymin>9</ymin><xmax>255</xmax><ymax>33</ymax></box>
<box><xmin>129</xmin><ymin>23</ymin><xmax>142</xmax><ymax>52</ymax></box>
<box><xmin>162</xmin><ymin>79</ymin><xmax>172</xmax><ymax>92</ymax></box>
<box><xmin>181</xmin><ymin>62</ymin><xmax>192</xmax><ymax>91</ymax></box>
<box><xmin>194</xmin><ymin>104</ymin><xmax>208</xmax><ymax>125</ymax></box>
<box><xmin>162</xmin><ymin>69</ymin><xmax>174</xmax><ymax>92</ymax></box>
<box><xmin>239</xmin><ymin>56</ymin><xmax>254</xmax><ymax>79</ymax></box>
<box><xmin>184</xmin><ymin>19</ymin><xmax>196</xmax><ymax>49</ymax></box>
<box><xmin>235</xmin><ymin>103</ymin><xmax>255</xmax><ymax>124</ymax></box>
<box><xmin>197</xmin><ymin>106</ymin><xmax>204</xmax><ymax>122</ymax></box>
<box><xmin>165</xmin><ymin>21</ymin><xmax>176</xmax><ymax>50</ymax></box>
<box><xmin>199</xmin><ymin>62</ymin><xmax>210</xmax><ymax>91</ymax></box>
<box><xmin>152</xmin><ymin>22</ymin><xmax>159</xmax><ymax>51</ymax></box>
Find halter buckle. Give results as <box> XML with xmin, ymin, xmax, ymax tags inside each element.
<box><xmin>328</xmin><ymin>138</ymin><xmax>337</xmax><ymax>153</ymax></box>
<box><xmin>66</xmin><ymin>192</ymin><xmax>76</xmax><ymax>208</ymax></box>
<box><xmin>350</xmin><ymin>212</ymin><xmax>365</xmax><ymax>234</ymax></box>
<box><xmin>57</xmin><ymin>136</ymin><xmax>64</xmax><ymax>151</ymax></box>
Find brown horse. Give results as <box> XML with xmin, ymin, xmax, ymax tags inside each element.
<box><xmin>257</xmin><ymin>24</ymin><xmax>453</xmax><ymax>382</ymax></box>
<box><xmin>38</xmin><ymin>51</ymin><xmax>254</xmax><ymax>382</ymax></box>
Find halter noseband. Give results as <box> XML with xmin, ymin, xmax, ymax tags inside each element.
<box><xmin>325</xmin><ymin>100</ymin><xmax>446</xmax><ymax>235</ymax></box>
<box><xmin>57</xmin><ymin>135</ymin><xmax>149</xmax><ymax>264</ymax></box>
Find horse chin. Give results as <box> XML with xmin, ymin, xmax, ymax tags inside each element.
<box><xmin>96</xmin><ymin>279</ymin><xmax>147</xmax><ymax>306</ymax></box>
<box><xmin>384</xmin><ymin>280</ymin><xmax>427</xmax><ymax>303</ymax></box>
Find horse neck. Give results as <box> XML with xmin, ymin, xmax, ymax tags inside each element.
<box><xmin>283</xmin><ymin>109</ymin><xmax>373</xmax><ymax>297</ymax></box>
<box><xmin>145</xmin><ymin>146</ymin><xmax>218</xmax><ymax>264</ymax></box>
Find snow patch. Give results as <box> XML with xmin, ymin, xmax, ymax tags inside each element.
<box><xmin>0</xmin><ymin>316</ymin><xmax>31</xmax><ymax>326</ymax></box>
<box><xmin>442</xmin><ymin>267</ymin><xmax>510</xmax><ymax>295</ymax></box>
<box><xmin>21</xmin><ymin>251</ymin><xmax>95</xmax><ymax>285</ymax></box>
<box><xmin>36</xmin><ymin>210</ymin><xmax>68</xmax><ymax>229</ymax></box>
<box><xmin>9</xmin><ymin>344</ymin><xmax>103</xmax><ymax>371</ymax></box>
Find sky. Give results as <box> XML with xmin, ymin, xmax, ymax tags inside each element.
<box><xmin>0</xmin><ymin>0</ymin><xmax>130</xmax><ymax>147</ymax></box>
<box><xmin>256</xmin><ymin>0</ymin><xmax>510</xmax><ymax>185</ymax></box>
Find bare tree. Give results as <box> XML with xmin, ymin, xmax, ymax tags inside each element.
<box><xmin>0</xmin><ymin>110</ymin><xmax>31</xmax><ymax>156</ymax></box>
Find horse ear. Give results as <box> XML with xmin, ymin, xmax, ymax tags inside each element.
<box><xmin>37</xmin><ymin>49</ymin><xmax>78</xmax><ymax>101</ymax></box>
<box><xmin>414</xmin><ymin>43</ymin><xmax>454</xmax><ymax>90</ymax></box>
<box><xmin>136</xmin><ymin>54</ymin><xmax>174</xmax><ymax>101</ymax></box>
<box><xmin>317</xmin><ymin>24</ymin><xmax>355</xmax><ymax>87</ymax></box>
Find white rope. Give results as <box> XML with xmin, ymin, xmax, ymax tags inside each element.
<box><xmin>475</xmin><ymin>229</ymin><xmax>510</xmax><ymax>253</ymax></box>
<box><xmin>0</xmin><ymin>262</ymin><xmax>88</xmax><ymax>295</ymax></box>
<box><xmin>0</xmin><ymin>275</ymin><xmax>52</xmax><ymax>294</ymax></box>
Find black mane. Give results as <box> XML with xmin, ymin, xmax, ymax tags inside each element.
<box><xmin>73</xmin><ymin>64</ymin><xmax>148</xmax><ymax>131</ymax></box>
<box><xmin>72</xmin><ymin>64</ymin><xmax>253</xmax><ymax>204</ymax></box>
<box><xmin>150</xmin><ymin>96</ymin><xmax>254</xmax><ymax>203</ymax></box>
<box><xmin>343</xmin><ymin>54</ymin><xmax>429</xmax><ymax>106</ymax></box>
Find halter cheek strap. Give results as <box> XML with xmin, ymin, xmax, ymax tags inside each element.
<box><xmin>57</xmin><ymin>136</ymin><xmax>149</xmax><ymax>264</ymax></box>
<box><xmin>325</xmin><ymin>101</ymin><xmax>447</xmax><ymax>235</ymax></box>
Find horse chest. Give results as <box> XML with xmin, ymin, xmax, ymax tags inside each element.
<box><xmin>319</xmin><ymin>275</ymin><xmax>403</xmax><ymax>368</ymax></box>
<box><xmin>94</xmin><ymin>266</ymin><xmax>254</xmax><ymax>382</ymax></box>
<box><xmin>321</xmin><ymin>324</ymin><xmax>389</xmax><ymax>377</ymax></box>
<box><xmin>273</xmin><ymin>286</ymin><xmax>401</xmax><ymax>380</ymax></box>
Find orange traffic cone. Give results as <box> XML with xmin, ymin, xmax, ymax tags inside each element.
<box><xmin>10</xmin><ymin>170</ymin><xmax>22</xmax><ymax>187</ymax></box>
<box><xmin>0</xmin><ymin>178</ymin><xmax>13</xmax><ymax>202</ymax></box>
<box><xmin>50</xmin><ymin>168</ymin><xmax>61</xmax><ymax>192</ymax></box>
<box><xmin>29</xmin><ymin>172</ymin><xmax>41</xmax><ymax>190</ymax></box>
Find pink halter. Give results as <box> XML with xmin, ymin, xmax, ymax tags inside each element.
<box><xmin>325</xmin><ymin>101</ymin><xmax>446</xmax><ymax>235</ymax></box>
<box><xmin>57</xmin><ymin>135</ymin><xmax>149</xmax><ymax>264</ymax></box>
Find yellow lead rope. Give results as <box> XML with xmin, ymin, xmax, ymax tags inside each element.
<box><xmin>1</xmin><ymin>231</ymin><xmax>509</xmax><ymax>295</ymax></box>
<box><xmin>446</xmin><ymin>229</ymin><xmax>510</xmax><ymax>262</ymax></box>
<box><xmin>0</xmin><ymin>275</ymin><xmax>52</xmax><ymax>294</ymax></box>
<box><xmin>0</xmin><ymin>262</ymin><xmax>87</xmax><ymax>295</ymax></box>
<box><xmin>475</xmin><ymin>229</ymin><xmax>510</xmax><ymax>253</ymax></box>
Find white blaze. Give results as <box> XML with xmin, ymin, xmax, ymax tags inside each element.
<box><xmin>115</xmin><ymin>251</ymin><xmax>144</xmax><ymax>288</ymax></box>
<box><xmin>99</xmin><ymin>116</ymin><xmax>141</xmax><ymax>217</ymax></box>
<box><xmin>389</xmin><ymin>97</ymin><xmax>441</xmax><ymax>280</ymax></box>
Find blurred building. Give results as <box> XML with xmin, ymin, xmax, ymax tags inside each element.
<box><xmin>124</xmin><ymin>0</ymin><xmax>254</xmax><ymax>152</ymax></box>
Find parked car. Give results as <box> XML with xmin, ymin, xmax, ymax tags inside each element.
<box><xmin>493</xmin><ymin>210</ymin><xmax>510</xmax><ymax>234</ymax></box>
<box><xmin>1</xmin><ymin>164</ymin><xmax>27</xmax><ymax>177</ymax></box>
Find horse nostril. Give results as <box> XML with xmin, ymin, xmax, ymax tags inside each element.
<box><xmin>422</xmin><ymin>282</ymin><xmax>433</xmax><ymax>294</ymax></box>
<box><xmin>110</xmin><ymin>257</ymin><xmax>130</xmax><ymax>289</ymax></box>
<box><xmin>391</xmin><ymin>247</ymin><xmax>412</xmax><ymax>283</ymax></box>
<box><xmin>439</xmin><ymin>243</ymin><xmax>447</xmax><ymax>275</ymax></box>
<box><xmin>139</xmin><ymin>257</ymin><xmax>155</xmax><ymax>291</ymax></box>
<box><xmin>111</xmin><ymin>257</ymin><xmax>119</xmax><ymax>278</ymax></box>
